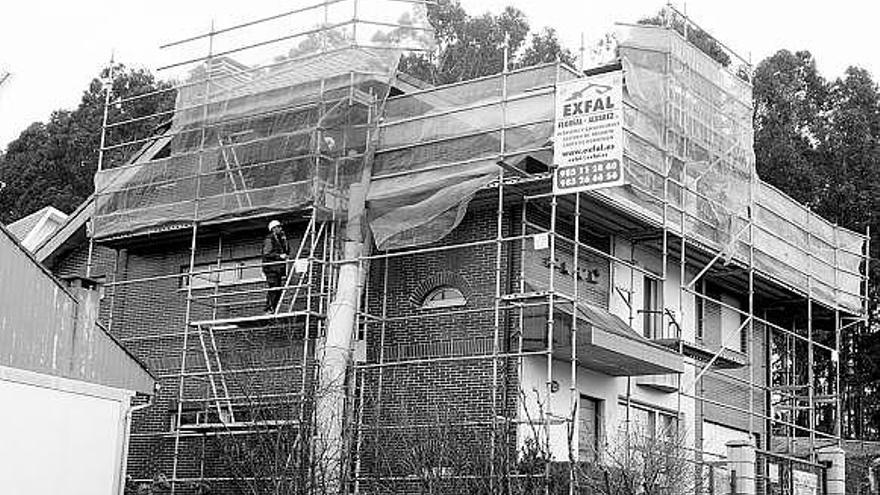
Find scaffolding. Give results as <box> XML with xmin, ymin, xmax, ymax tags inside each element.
<box><xmin>89</xmin><ymin>1</ymin><xmax>433</xmax><ymax>493</ymax></box>
<box><xmin>85</xmin><ymin>3</ymin><xmax>870</xmax><ymax>494</ymax></box>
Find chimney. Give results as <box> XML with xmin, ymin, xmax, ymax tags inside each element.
<box><xmin>61</xmin><ymin>275</ymin><xmax>102</xmax><ymax>378</ymax></box>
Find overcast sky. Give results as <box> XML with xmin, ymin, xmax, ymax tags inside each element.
<box><xmin>1</xmin><ymin>0</ymin><xmax>878</xmax><ymax>149</ymax></box>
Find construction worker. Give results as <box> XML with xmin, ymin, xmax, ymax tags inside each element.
<box><xmin>262</xmin><ymin>219</ymin><xmax>289</xmax><ymax>314</ymax></box>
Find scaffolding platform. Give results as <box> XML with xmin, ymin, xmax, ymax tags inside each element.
<box><xmin>189</xmin><ymin>311</ymin><xmax>323</xmax><ymax>329</ymax></box>
<box><xmin>179</xmin><ymin>419</ymin><xmax>301</xmax><ymax>432</ymax></box>
<box><xmin>499</xmin><ymin>291</ymin><xmax>576</xmax><ymax>303</ymax></box>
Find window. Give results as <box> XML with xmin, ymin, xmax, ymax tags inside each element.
<box><xmin>171</xmin><ymin>400</ymin><xmax>295</xmax><ymax>430</ymax></box>
<box><xmin>642</xmin><ymin>275</ymin><xmax>662</xmax><ymax>339</ymax></box>
<box><xmin>695</xmin><ymin>280</ymin><xmax>706</xmax><ymax>340</ymax></box>
<box><xmin>629</xmin><ymin>404</ymin><xmax>654</xmax><ymax>437</ymax></box>
<box><xmin>579</xmin><ymin>395</ymin><xmax>603</xmax><ymax>461</ymax></box>
<box><xmin>620</xmin><ymin>401</ymin><xmax>678</xmax><ymax>442</ymax></box>
<box><xmin>422</xmin><ymin>286</ymin><xmax>466</xmax><ymax>309</ymax></box>
<box><xmin>180</xmin><ymin>257</ymin><xmax>264</xmax><ymax>289</ymax></box>
<box><xmin>696</xmin><ymin>282</ymin><xmax>721</xmax><ymax>342</ymax></box>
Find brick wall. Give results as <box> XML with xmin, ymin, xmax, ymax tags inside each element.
<box><xmin>48</xmin><ymin>226</ymin><xmax>315</xmax><ymax>495</ymax></box>
<box><xmin>47</xmin><ymin>199</ymin><xmax>785</xmax><ymax>491</ymax></box>
<box><xmin>357</xmin><ymin>203</ymin><xmax>523</xmax><ymax>485</ymax></box>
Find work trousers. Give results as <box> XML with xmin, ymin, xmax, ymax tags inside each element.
<box><xmin>264</xmin><ymin>269</ymin><xmax>286</xmax><ymax>312</ymax></box>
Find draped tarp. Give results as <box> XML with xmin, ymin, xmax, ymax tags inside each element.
<box><xmin>594</xmin><ymin>24</ymin><xmax>866</xmax><ymax>312</ymax></box>
<box><xmin>365</xmin><ymin>25</ymin><xmax>865</xmax><ymax>312</ymax></box>
<box><xmin>93</xmin><ymin>47</ymin><xmax>401</xmax><ymax>239</ymax></box>
<box><xmin>91</xmin><ymin>21</ymin><xmax>866</xmax><ymax>313</ymax></box>
<box><xmin>367</xmin><ymin>63</ymin><xmax>578</xmax><ymax>250</ymax></box>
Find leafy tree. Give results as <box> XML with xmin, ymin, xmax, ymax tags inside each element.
<box><xmin>816</xmin><ymin>67</ymin><xmax>880</xmax><ymax>439</ymax></box>
<box><xmin>0</xmin><ymin>64</ymin><xmax>174</xmax><ymax>224</ymax></box>
<box><xmin>520</xmin><ymin>27</ymin><xmax>575</xmax><ymax>68</ymax></box>
<box><xmin>637</xmin><ymin>9</ymin><xmax>731</xmax><ymax>67</ymax></box>
<box><xmin>399</xmin><ymin>0</ymin><xmax>574</xmax><ymax>85</ymax></box>
<box><xmin>754</xmin><ymin>50</ymin><xmax>880</xmax><ymax>439</ymax></box>
<box><xmin>814</xmin><ymin>67</ymin><xmax>880</xmax><ymax>230</ymax></box>
<box><xmin>753</xmin><ymin>50</ymin><xmax>828</xmax><ymax>206</ymax></box>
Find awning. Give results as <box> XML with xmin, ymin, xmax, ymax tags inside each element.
<box><xmin>521</xmin><ymin>300</ymin><xmax>683</xmax><ymax>377</ymax></box>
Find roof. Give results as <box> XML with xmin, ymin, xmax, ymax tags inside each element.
<box><xmin>0</xmin><ymin>222</ymin><xmax>155</xmax><ymax>395</ymax></box>
<box><xmin>7</xmin><ymin>205</ymin><xmax>67</xmax><ymax>250</ymax></box>
<box><xmin>34</xmin><ymin>196</ymin><xmax>92</xmax><ymax>267</ymax></box>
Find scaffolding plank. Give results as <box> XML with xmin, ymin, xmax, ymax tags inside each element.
<box><xmin>179</xmin><ymin>419</ymin><xmax>301</xmax><ymax>432</ymax></box>
<box><xmin>189</xmin><ymin>311</ymin><xmax>323</xmax><ymax>328</ymax></box>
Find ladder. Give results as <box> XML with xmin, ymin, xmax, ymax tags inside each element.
<box><xmin>218</xmin><ymin>130</ymin><xmax>254</xmax><ymax>209</ymax></box>
<box><xmin>282</xmin><ymin>221</ymin><xmax>326</xmax><ymax>315</ymax></box>
<box><xmin>196</xmin><ymin>322</ymin><xmax>236</xmax><ymax>424</ymax></box>
<box><xmin>272</xmin><ymin>215</ymin><xmax>326</xmax><ymax>315</ymax></box>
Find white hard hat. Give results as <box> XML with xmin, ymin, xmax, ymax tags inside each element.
<box><xmin>268</xmin><ymin>220</ymin><xmax>281</xmax><ymax>231</ymax></box>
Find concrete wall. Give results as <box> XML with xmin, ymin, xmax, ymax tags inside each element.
<box><xmin>0</xmin><ymin>361</ymin><xmax>134</xmax><ymax>495</ymax></box>
<box><xmin>519</xmin><ymin>352</ymin><xmax>695</xmax><ymax>462</ymax></box>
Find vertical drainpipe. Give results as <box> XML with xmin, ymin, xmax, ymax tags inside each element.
<box><xmin>315</xmin><ymin>182</ymin><xmax>368</xmax><ymax>491</ymax></box>
<box><xmin>316</xmin><ymin>74</ymin><xmax>379</xmax><ymax>490</ymax></box>
<box><xmin>117</xmin><ymin>397</ymin><xmax>154</xmax><ymax>495</ymax></box>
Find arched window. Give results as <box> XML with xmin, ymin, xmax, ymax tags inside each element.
<box><xmin>422</xmin><ymin>286</ymin><xmax>467</xmax><ymax>309</ymax></box>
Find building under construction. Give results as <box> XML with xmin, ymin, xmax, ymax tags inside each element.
<box><xmin>36</xmin><ymin>2</ymin><xmax>870</xmax><ymax>494</ymax></box>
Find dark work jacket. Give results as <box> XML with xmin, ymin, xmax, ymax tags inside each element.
<box><xmin>262</xmin><ymin>231</ymin><xmax>289</xmax><ymax>274</ymax></box>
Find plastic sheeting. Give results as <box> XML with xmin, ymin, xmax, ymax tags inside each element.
<box><xmin>368</xmin><ymin>64</ymin><xmax>578</xmax><ymax>249</ymax></box>
<box><xmin>93</xmin><ymin>47</ymin><xmax>400</xmax><ymax>239</ymax></box>
<box><xmin>91</xmin><ymin>19</ymin><xmax>865</xmax><ymax>313</ymax></box>
<box><xmin>599</xmin><ymin>25</ymin><xmax>865</xmax><ymax>313</ymax></box>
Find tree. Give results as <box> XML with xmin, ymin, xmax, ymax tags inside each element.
<box><xmin>399</xmin><ymin>0</ymin><xmax>574</xmax><ymax>85</ymax></box>
<box><xmin>753</xmin><ymin>50</ymin><xmax>828</xmax><ymax>207</ymax></box>
<box><xmin>814</xmin><ymin>67</ymin><xmax>880</xmax><ymax>230</ymax></box>
<box><xmin>578</xmin><ymin>425</ymin><xmax>700</xmax><ymax>495</ymax></box>
<box><xmin>519</xmin><ymin>28</ymin><xmax>576</xmax><ymax>68</ymax></box>
<box><xmin>815</xmin><ymin>66</ymin><xmax>880</xmax><ymax>439</ymax></box>
<box><xmin>637</xmin><ymin>9</ymin><xmax>731</xmax><ymax>68</ymax></box>
<box><xmin>0</xmin><ymin>64</ymin><xmax>174</xmax><ymax>224</ymax></box>
<box><xmin>753</xmin><ymin>50</ymin><xmax>880</xmax><ymax>439</ymax></box>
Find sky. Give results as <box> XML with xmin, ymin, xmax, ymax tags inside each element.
<box><xmin>1</xmin><ymin>0</ymin><xmax>878</xmax><ymax>149</ymax></box>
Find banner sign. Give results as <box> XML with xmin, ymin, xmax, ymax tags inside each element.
<box><xmin>553</xmin><ymin>71</ymin><xmax>624</xmax><ymax>195</ymax></box>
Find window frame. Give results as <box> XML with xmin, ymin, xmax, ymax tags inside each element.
<box><xmin>619</xmin><ymin>400</ymin><xmax>679</xmax><ymax>442</ymax></box>
<box><xmin>179</xmin><ymin>257</ymin><xmax>265</xmax><ymax>290</ymax></box>
<box><xmin>170</xmin><ymin>399</ymin><xmax>296</xmax><ymax>430</ymax></box>
<box><xmin>421</xmin><ymin>285</ymin><xmax>467</xmax><ymax>309</ymax></box>
<box><xmin>642</xmin><ymin>275</ymin><xmax>662</xmax><ymax>339</ymax></box>
<box><xmin>578</xmin><ymin>395</ymin><xmax>604</xmax><ymax>462</ymax></box>
<box><xmin>695</xmin><ymin>279</ymin><xmax>706</xmax><ymax>340</ymax></box>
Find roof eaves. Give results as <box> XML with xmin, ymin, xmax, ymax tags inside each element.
<box><xmin>34</xmin><ymin>195</ymin><xmax>93</xmax><ymax>264</ymax></box>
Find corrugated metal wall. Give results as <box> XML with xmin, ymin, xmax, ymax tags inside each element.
<box><xmin>0</xmin><ymin>225</ymin><xmax>153</xmax><ymax>394</ymax></box>
<box><xmin>0</xmin><ymin>225</ymin><xmax>78</xmax><ymax>372</ymax></box>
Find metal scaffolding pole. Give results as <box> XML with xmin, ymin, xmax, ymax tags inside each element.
<box><xmin>170</xmin><ymin>24</ymin><xmax>214</xmax><ymax>491</ymax></box>
<box><xmin>568</xmin><ymin>191</ymin><xmax>581</xmax><ymax>493</ymax></box>
<box><xmin>489</xmin><ymin>52</ymin><xmax>509</xmax><ymax>488</ymax></box>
